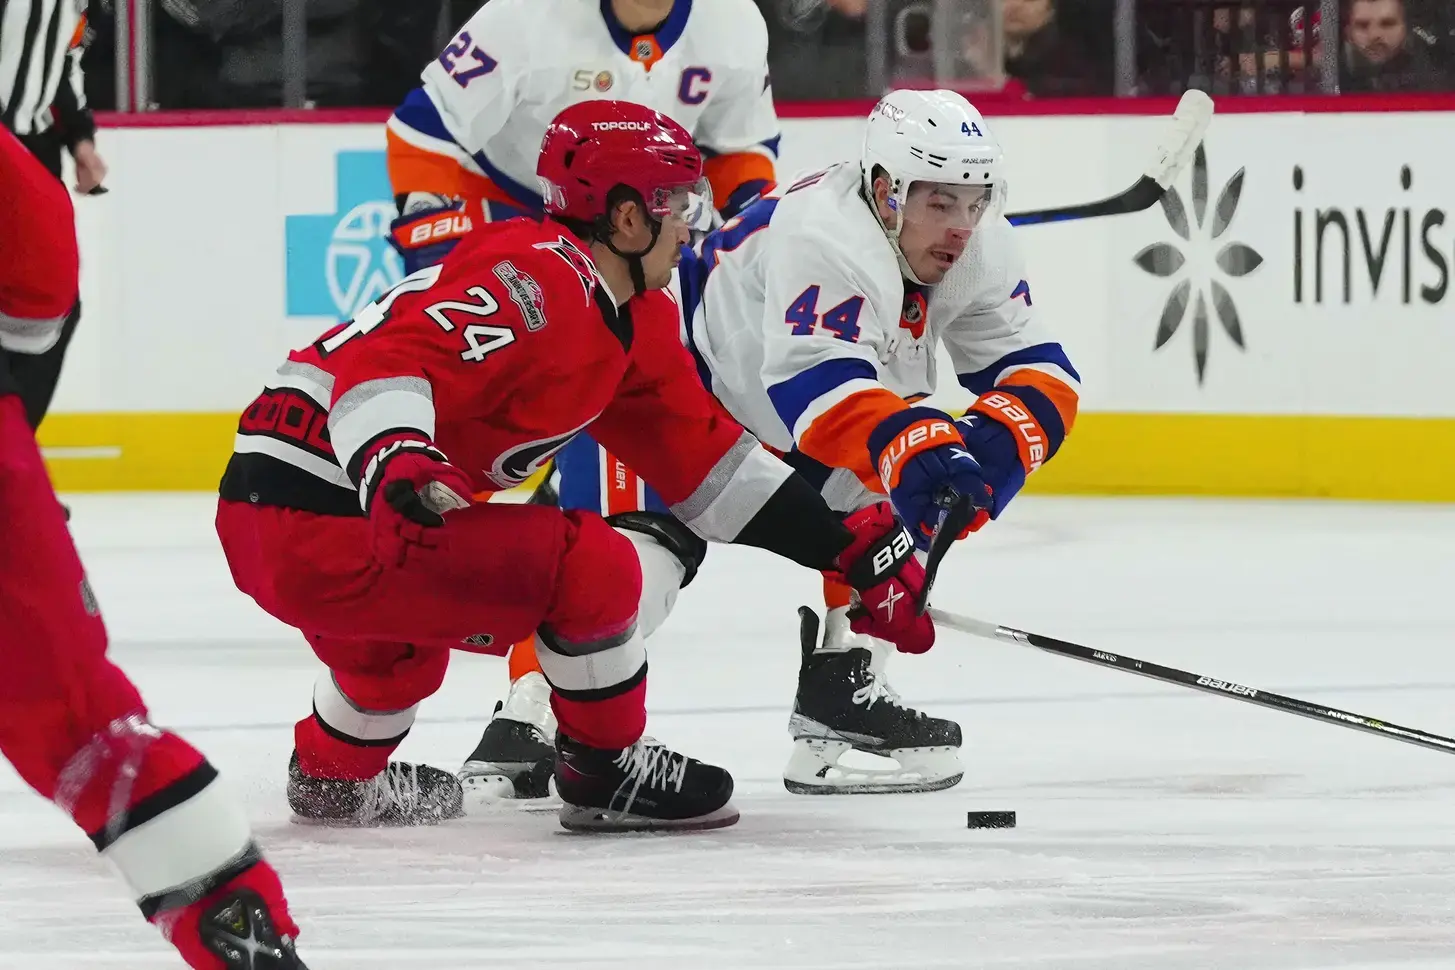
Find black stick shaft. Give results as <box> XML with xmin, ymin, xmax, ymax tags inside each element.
<box><xmin>1006</xmin><ymin>175</ymin><xmax>1165</xmax><ymax>227</ymax></box>
<box><xmin>930</xmin><ymin>609</ymin><xmax>1455</xmax><ymax>755</ymax></box>
<box><xmin>917</xmin><ymin>493</ymin><xmax>977</xmax><ymax>616</ymax></box>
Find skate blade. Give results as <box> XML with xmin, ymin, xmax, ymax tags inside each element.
<box><xmin>783</xmin><ymin>739</ymin><xmax>964</xmax><ymax>795</ymax></box>
<box><xmin>288</xmin><ymin>811</ymin><xmax>458</xmax><ymax>828</ymax></box>
<box><xmin>459</xmin><ymin>759</ymin><xmax>553</xmax><ymax>797</ymax></box>
<box><xmin>784</xmin><ymin>771</ymin><xmax>965</xmax><ymax>795</ymax></box>
<box><xmin>557</xmin><ymin>801</ymin><xmax>740</xmax><ymax>833</ymax></box>
<box><xmin>462</xmin><ymin>770</ymin><xmax>562</xmax><ymax>814</ymax></box>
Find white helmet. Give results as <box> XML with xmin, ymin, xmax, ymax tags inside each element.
<box><xmin>860</xmin><ymin>89</ymin><xmax>1008</xmax><ymax>283</ymax></box>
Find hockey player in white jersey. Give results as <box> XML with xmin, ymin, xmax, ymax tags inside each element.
<box><xmin>670</xmin><ymin>89</ymin><xmax>1083</xmax><ymax>792</ymax></box>
<box><xmin>385</xmin><ymin>0</ymin><xmax>779</xmax><ymax>271</ymax></box>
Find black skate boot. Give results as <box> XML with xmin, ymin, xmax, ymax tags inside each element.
<box><xmin>784</xmin><ymin>606</ymin><xmax>964</xmax><ymax>795</ymax></box>
<box><xmin>554</xmin><ymin>733</ymin><xmax>738</xmax><ymax>832</ymax></box>
<box><xmin>198</xmin><ymin>888</ymin><xmax>309</xmax><ymax>969</ymax></box>
<box><xmin>287</xmin><ymin>752</ymin><xmax>464</xmax><ymax>826</ymax></box>
<box><xmin>458</xmin><ymin>671</ymin><xmax>556</xmax><ymax>800</ymax></box>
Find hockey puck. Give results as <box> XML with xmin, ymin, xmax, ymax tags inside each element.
<box><xmin>966</xmin><ymin>811</ymin><xmax>1016</xmax><ymax>829</ymax></box>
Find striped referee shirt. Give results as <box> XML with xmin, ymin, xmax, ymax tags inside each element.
<box><xmin>0</xmin><ymin>0</ymin><xmax>88</xmax><ymax>138</ymax></box>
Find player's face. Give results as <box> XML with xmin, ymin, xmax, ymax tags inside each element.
<box><xmin>640</xmin><ymin>212</ymin><xmax>692</xmax><ymax>289</ymax></box>
<box><xmin>891</xmin><ymin>181</ymin><xmax>994</xmax><ymax>283</ymax></box>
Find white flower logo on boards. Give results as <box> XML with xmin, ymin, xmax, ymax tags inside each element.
<box><xmin>1132</xmin><ymin>144</ymin><xmax>1264</xmax><ymax>384</ymax></box>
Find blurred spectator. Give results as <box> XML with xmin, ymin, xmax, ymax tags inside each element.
<box><xmin>84</xmin><ymin>0</ymin><xmax>445</xmax><ymax>109</ymax></box>
<box><xmin>1343</xmin><ymin>0</ymin><xmax>1450</xmax><ymax>90</ymax></box>
<box><xmin>756</xmin><ymin>0</ymin><xmax>870</xmax><ymax>99</ymax></box>
<box><xmin>159</xmin><ymin>0</ymin><xmax>365</xmax><ymax>106</ymax></box>
<box><xmin>1002</xmin><ymin>0</ymin><xmax>1112</xmax><ymax>94</ymax></box>
<box><xmin>1136</xmin><ymin>0</ymin><xmax>1309</xmax><ymax>95</ymax></box>
<box><xmin>958</xmin><ymin>1</ymin><xmax>1010</xmax><ymax>85</ymax></box>
<box><xmin>358</xmin><ymin>0</ymin><xmax>447</xmax><ymax>106</ymax></box>
<box><xmin>75</xmin><ymin>0</ymin><xmax>1455</xmax><ymax>109</ymax></box>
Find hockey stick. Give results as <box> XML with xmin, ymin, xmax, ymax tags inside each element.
<box><xmin>928</xmin><ymin>607</ymin><xmax>1455</xmax><ymax>756</ymax></box>
<box><xmin>1005</xmin><ymin>89</ymin><xmax>1215</xmax><ymax>227</ymax></box>
<box><xmin>917</xmin><ymin>492</ymin><xmax>979</xmax><ymax>616</ymax></box>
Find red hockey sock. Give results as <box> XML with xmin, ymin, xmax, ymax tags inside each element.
<box><xmin>294</xmin><ymin>713</ymin><xmax>394</xmax><ymax>781</ymax></box>
<box><xmin>153</xmin><ymin>860</ymin><xmax>299</xmax><ymax>969</ymax></box>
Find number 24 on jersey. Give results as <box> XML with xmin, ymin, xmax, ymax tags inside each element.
<box><xmin>316</xmin><ymin>264</ymin><xmax>516</xmax><ymax>363</ymax></box>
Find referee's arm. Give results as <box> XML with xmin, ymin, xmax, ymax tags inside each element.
<box><xmin>0</xmin><ymin>0</ymin><xmax>108</xmax><ymax>193</ymax></box>
<box><xmin>52</xmin><ymin>12</ymin><xmax>105</xmax><ymax>193</ymax></box>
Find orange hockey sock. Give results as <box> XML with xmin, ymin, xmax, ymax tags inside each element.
<box><xmin>508</xmin><ymin>636</ymin><xmax>543</xmax><ymax>681</ymax></box>
<box><xmin>822</xmin><ymin>575</ymin><xmax>854</xmax><ymax>611</ymax></box>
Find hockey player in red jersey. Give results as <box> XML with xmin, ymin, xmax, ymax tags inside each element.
<box><xmin>0</xmin><ymin>129</ymin><xmax>307</xmax><ymax>967</ymax></box>
<box><xmin>215</xmin><ymin>100</ymin><xmax>934</xmax><ymax>832</ymax></box>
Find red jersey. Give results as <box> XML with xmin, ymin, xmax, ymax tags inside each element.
<box><xmin>222</xmin><ymin>217</ymin><xmax>784</xmax><ymax>539</ymax></box>
<box><xmin>0</xmin><ymin>127</ymin><xmax>78</xmax><ymax>398</ymax></box>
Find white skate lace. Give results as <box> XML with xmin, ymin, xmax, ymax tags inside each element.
<box><xmin>611</xmin><ymin>740</ymin><xmax>688</xmax><ymax>814</ymax></box>
<box><xmin>358</xmin><ymin>762</ymin><xmax>423</xmax><ymax>824</ymax></box>
<box><xmin>851</xmin><ymin>666</ymin><xmax>907</xmax><ymax>711</ymax></box>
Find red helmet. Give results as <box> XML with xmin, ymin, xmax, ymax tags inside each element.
<box><xmin>536</xmin><ymin>100</ymin><xmax>711</xmax><ymax>231</ymax></box>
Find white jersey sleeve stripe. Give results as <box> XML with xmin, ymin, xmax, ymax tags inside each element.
<box><xmin>765</xmin><ymin>356</ymin><xmax>880</xmax><ymax>440</ymax></box>
<box><xmin>994</xmin><ymin>361</ymin><xmax>1081</xmax><ymax>394</ymax></box>
<box><xmin>328</xmin><ymin>377</ymin><xmax>437</xmax><ymax>480</ymax></box>
<box><xmin>956</xmin><ymin>342</ymin><xmax>1081</xmax><ymax>396</ymax></box>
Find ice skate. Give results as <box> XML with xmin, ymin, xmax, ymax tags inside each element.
<box><xmin>555</xmin><ymin>732</ymin><xmax>738</xmax><ymax>832</ymax></box>
<box><xmin>458</xmin><ymin>670</ymin><xmax>557</xmax><ymax>800</ymax></box>
<box><xmin>287</xmin><ymin>752</ymin><xmax>464</xmax><ymax>826</ymax></box>
<box><xmin>784</xmin><ymin>606</ymin><xmax>963</xmax><ymax>795</ymax></box>
<box><xmin>196</xmin><ymin>888</ymin><xmax>309</xmax><ymax>969</ymax></box>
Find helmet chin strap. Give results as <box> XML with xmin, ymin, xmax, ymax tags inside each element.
<box><xmin>606</xmin><ymin>217</ymin><xmax>663</xmax><ymax>295</ymax></box>
<box><xmin>864</xmin><ymin>178</ymin><xmax>929</xmax><ymax>286</ymax></box>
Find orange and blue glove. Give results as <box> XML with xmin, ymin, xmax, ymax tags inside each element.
<box><xmin>388</xmin><ymin>193</ymin><xmax>473</xmax><ymax>274</ymax></box>
<box><xmin>868</xmin><ymin>406</ymin><xmax>993</xmax><ymax>552</ymax></box>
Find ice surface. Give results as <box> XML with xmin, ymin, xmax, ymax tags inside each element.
<box><xmin>3</xmin><ymin>494</ymin><xmax>1455</xmax><ymax>969</ymax></box>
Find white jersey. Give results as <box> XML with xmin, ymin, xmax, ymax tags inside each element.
<box><xmin>389</xmin><ymin>0</ymin><xmax>779</xmax><ymax>208</ymax></box>
<box><xmin>687</xmin><ymin>161</ymin><xmax>1080</xmax><ymax>507</ymax></box>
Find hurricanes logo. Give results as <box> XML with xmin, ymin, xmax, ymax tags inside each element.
<box><xmin>534</xmin><ymin>235</ymin><xmax>600</xmax><ymax>306</ymax></box>
<box><xmin>488</xmin><ymin>418</ymin><xmax>596</xmax><ymax>488</ymax></box>
<box><xmin>1132</xmin><ymin>143</ymin><xmax>1264</xmax><ymax>384</ymax></box>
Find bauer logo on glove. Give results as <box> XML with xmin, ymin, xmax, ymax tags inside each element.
<box><xmin>871</xmin><ymin>527</ymin><xmax>914</xmax><ymax>578</ymax></box>
<box><xmin>877</xmin><ymin>417</ymin><xmax>959</xmax><ymax>490</ymax></box>
<box><xmin>868</xmin><ymin>407</ymin><xmax>993</xmax><ymax>552</ymax></box>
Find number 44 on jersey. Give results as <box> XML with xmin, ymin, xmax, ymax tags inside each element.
<box><xmin>785</xmin><ymin>285</ymin><xmax>864</xmax><ymax>342</ymax></box>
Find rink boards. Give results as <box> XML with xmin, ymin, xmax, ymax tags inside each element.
<box><xmin>42</xmin><ymin>101</ymin><xmax>1455</xmax><ymax>499</ymax></box>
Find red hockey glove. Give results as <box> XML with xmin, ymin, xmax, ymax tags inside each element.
<box><xmin>357</xmin><ymin>437</ymin><xmax>473</xmax><ymax>559</ymax></box>
<box><xmin>832</xmin><ymin>503</ymin><xmax>934</xmax><ymax>654</ymax></box>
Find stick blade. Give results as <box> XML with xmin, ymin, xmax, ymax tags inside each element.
<box><xmin>1144</xmin><ymin>90</ymin><xmax>1215</xmax><ymax>189</ymax></box>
